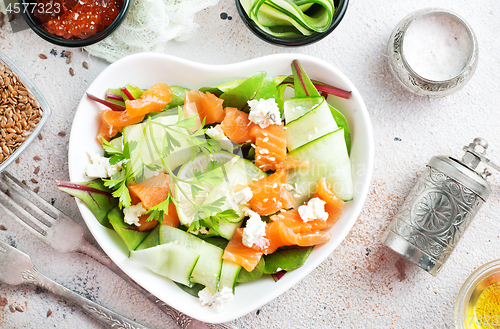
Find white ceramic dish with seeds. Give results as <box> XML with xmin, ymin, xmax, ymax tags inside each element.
<box><xmin>68</xmin><ymin>53</ymin><xmax>374</xmax><ymax>323</ymax></box>
<box><xmin>0</xmin><ymin>52</ymin><xmax>52</xmax><ymax>172</ymax></box>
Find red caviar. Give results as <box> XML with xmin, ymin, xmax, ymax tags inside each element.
<box><xmin>35</xmin><ymin>0</ymin><xmax>123</xmax><ymax>39</ymax></box>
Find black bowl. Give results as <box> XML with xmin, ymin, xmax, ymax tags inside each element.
<box><xmin>235</xmin><ymin>0</ymin><xmax>349</xmax><ymax>47</ymax></box>
<box><xmin>20</xmin><ymin>0</ymin><xmax>130</xmax><ymax>47</ymax></box>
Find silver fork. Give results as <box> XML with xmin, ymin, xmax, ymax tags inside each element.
<box><xmin>0</xmin><ymin>240</ymin><xmax>149</xmax><ymax>329</ymax></box>
<box><xmin>0</xmin><ymin>171</ymin><xmax>235</xmax><ymax>329</ymax></box>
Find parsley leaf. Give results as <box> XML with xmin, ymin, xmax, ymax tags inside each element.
<box><xmin>102</xmin><ymin>138</ymin><xmax>125</xmax><ymax>165</ymax></box>
<box><xmin>144</xmin><ymin>196</ymin><xmax>173</xmax><ymax>222</ymax></box>
<box><xmin>103</xmin><ymin>160</ymin><xmax>132</xmax><ymax>209</ymax></box>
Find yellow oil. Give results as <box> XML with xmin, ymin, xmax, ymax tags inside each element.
<box><xmin>463</xmin><ymin>275</ymin><xmax>500</xmax><ymax>329</ymax></box>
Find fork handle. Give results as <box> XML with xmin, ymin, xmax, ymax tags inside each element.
<box><xmin>78</xmin><ymin>238</ymin><xmax>236</xmax><ymax>329</ymax></box>
<box><xmin>24</xmin><ymin>267</ymin><xmax>149</xmax><ymax>329</ymax></box>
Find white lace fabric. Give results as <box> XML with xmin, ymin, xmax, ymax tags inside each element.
<box><xmin>85</xmin><ymin>0</ymin><xmax>219</xmax><ymax>62</ymax></box>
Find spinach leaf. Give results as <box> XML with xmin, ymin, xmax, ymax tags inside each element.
<box><xmin>107</xmin><ymin>206</ymin><xmax>150</xmax><ymax>251</ymax></box>
<box><xmin>175</xmin><ymin>282</ymin><xmax>205</xmax><ymax>297</ymax></box>
<box><xmin>57</xmin><ymin>179</ymin><xmax>117</xmax><ymax>228</ymax></box>
<box><xmin>237</xmin><ymin>257</ymin><xmax>265</xmax><ymax>283</ymax></box>
<box><xmin>220</xmin><ymin>71</ymin><xmax>278</xmax><ymax>111</ymax></box>
<box><xmin>328</xmin><ymin>104</ymin><xmax>351</xmax><ymax>154</ymax></box>
<box><xmin>264</xmin><ymin>246</ymin><xmax>314</xmax><ymax>274</ymax></box>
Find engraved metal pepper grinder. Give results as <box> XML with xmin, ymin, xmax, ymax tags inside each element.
<box><xmin>383</xmin><ymin>138</ymin><xmax>499</xmax><ymax>275</ymax></box>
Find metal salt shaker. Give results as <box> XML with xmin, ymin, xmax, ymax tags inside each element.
<box><xmin>383</xmin><ymin>138</ymin><xmax>499</xmax><ymax>275</ymax></box>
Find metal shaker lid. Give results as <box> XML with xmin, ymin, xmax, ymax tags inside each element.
<box><xmin>428</xmin><ymin>138</ymin><xmax>499</xmax><ymax>202</ymax></box>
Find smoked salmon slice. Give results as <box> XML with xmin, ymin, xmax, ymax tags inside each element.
<box><xmin>270</xmin><ymin>208</ymin><xmax>312</xmax><ymax>234</ymax></box>
<box><xmin>247</xmin><ymin>170</ymin><xmax>294</xmax><ymax>216</ymax></box>
<box><xmin>250</xmin><ymin>124</ymin><xmax>287</xmax><ymax>171</ymax></box>
<box><xmin>126</xmin><ymin>82</ymin><xmax>173</xmax><ymax>118</ymax></box>
<box><xmin>184</xmin><ymin>90</ymin><xmax>225</xmax><ymax>126</ymax></box>
<box><xmin>296</xmin><ymin>230</ymin><xmax>331</xmax><ymax>246</ymax></box>
<box><xmin>96</xmin><ymin>109</ymin><xmax>121</xmax><ymax>144</ymax></box>
<box><xmin>102</xmin><ymin>108</ymin><xmax>145</xmax><ymax>128</ymax></box>
<box><xmin>221</xmin><ymin>107</ymin><xmax>256</xmax><ymax>144</ymax></box>
<box><xmin>223</xmin><ymin>228</ymin><xmax>263</xmax><ymax>272</ymax></box>
<box><xmin>308</xmin><ymin>178</ymin><xmax>344</xmax><ymax>230</ymax></box>
<box><xmin>128</xmin><ymin>174</ymin><xmax>171</xmax><ymax>209</ymax></box>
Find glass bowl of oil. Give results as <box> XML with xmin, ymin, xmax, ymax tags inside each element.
<box><xmin>455</xmin><ymin>259</ymin><xmax>500</xmax><ymax>329</ymax></box>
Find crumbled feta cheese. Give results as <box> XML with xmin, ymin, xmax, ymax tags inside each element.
<box><xmin>123</xmin><ymin>202</ymin><xmax>146</xmax><ymax>227</ymax></box>
<box><xmin>85</xmin><ymin>152</ymin><xmax>122</xmax><ymax>178</ymax></box>
<box><xmin>298</xmin><ymin>197</ymin><xmax>329</xmax><ymax>222</ymax></box>
<box><xmin>231</xmin><ymin>187</ymin><xmax>253</xmax><ymax>205</ymax></box>
<box><xmin>214</xmin><ymin>287</ymin><xmax>234</xmax><ymax>312</ymax></box>
<box><xmin>247</xmin><ymin>98</ymin><xmax>281</xmax><ymax>128</ymax></box>
<box><xmin>198</xmin><ymin>288</ymin><xmax>214</xmax><ymax>307</ymax></box>
<box><xmin>206</xmin><ymin>125</ymin><xmax>233</xmax><ymax>152</ymax></box>
<box><xmin>198</xmin><ymin>287</ymin><xmax>234</xmax><ymax>312</ymax></box>
<box><xmin>242</xmin><ymin>209</ymin><xmax>269</xmax><ymax>248</ymax></box>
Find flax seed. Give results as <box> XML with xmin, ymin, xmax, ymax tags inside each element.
<box><xmin>69</xmin><ymin>68</ymin><xmax>75</xmax><ymax>76</ymax></box>
<box><xmin>82</xmin><ymin>61</ymin><xmax>89</xmax><ymax>69</ymax></box>
<box><xmin>0</xmin><ymin>224</ymin><xmax>6</xmax><ymax>231</ymax></box>
<box><xmin>9</xmin><ymin>305</ymin><xmax>15</xmax><ymax>312</ymax></box>
<box><xmin>47</xmin><ymin>309</ymin><xmax>52</xmax><ymax>317</ymax></box>
<box><xmin>0</xmin><ymin>60</ymin><xmax>44</xmax><ymax>163</ymax></box>
<box><xmin>33</xmin><ymin>166</ymin><xmax>40</xmax><ymax>174</ymax></box>
<box><xmin>30</xmin><ymin>178</ymin><xmax>38</xmax><ymax>184</ymax></box>
<box><xmin>38</xmin><ymin>133</ymin><xmax>42</xmax><ymax>140</ymax></box>
<box><xmin>15</xmin><ymin>306</ymin><xmax>24</xmax><ymax>312</ymax></box>
<box><xmin>33</xmin><ymin>186</ymin><xmax>40</xmax><ymax>193</ymax></box>
<box><xmin>33</xmin><ymin>155</ymin><xmax>41</xmax><ymax>161</ymax></box>
<box><xmin>58</xmin><ymin>131</ymin><xmax>66</xmax><ymax>136</ymax></box>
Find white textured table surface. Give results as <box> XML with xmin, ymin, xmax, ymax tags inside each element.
<box><xmin>1</xmin><ymin>0</ymin><xmax>500</xmax><ymax>328</ymax></box>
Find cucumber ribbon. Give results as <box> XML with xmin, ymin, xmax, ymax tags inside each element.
<box><xmin>240</xmin><ymin>0</ymin><xmax>336</xmax><ymax>38</ymax></box>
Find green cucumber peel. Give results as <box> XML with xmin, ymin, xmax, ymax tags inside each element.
<box><xmin>241</xmin><ymin>0</ymin><xmax>335</xmax><ymax>39</ymax></box>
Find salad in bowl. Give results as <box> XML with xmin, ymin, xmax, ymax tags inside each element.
<box><xmin>64</xmin><ymin>53</ymin><xmax>373</xmax><ymax>323</ymax></box>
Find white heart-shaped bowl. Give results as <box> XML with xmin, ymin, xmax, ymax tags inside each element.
<box><xmin>68</xmin><ymin>53</ymin><xmax>373</xmax><ymax>323</ymax></box>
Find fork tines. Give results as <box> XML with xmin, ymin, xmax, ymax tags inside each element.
<box><xmin>0</xmin><ymin>172</ymin><xmax>60</xmax><ymax>237</ymax></box>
